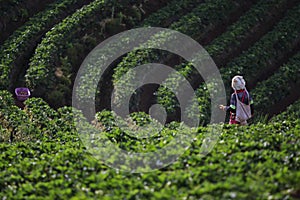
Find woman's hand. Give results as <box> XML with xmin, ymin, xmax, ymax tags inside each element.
<box><xmin>219</xmin><ymin>105</ymin><xmax>226</xmax><ymax>111</ymax></box>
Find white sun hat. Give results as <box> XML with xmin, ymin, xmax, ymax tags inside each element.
<box><xmin>231</xmin><ymin>75</ymin><xmax>246</xmax><ymax>90</ymax></box>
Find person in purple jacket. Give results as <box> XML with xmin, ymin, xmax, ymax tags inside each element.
<box><xmin>219</xmin><ymin>75</ymin><xmax>254</xmax><ymax>125</ymax></box>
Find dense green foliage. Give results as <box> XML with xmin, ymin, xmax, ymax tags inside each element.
<box><xmin>0</xmin><ymin>0</ymin><xmax>56</xmax><ymax>42</ymax></box>
<box><xmin>141</xmin><ymin>0</ymin><xmax>203</xmax><ymax>27</ymax></box>
<box><xmin>0</xmin><ymin>0</ymin><xmax>92</xmax><ymax>90</ymax></box>
<box><xmin>0</xmin><ymin>89</ymin><xmax>300</xmax><ymax>199</ymax></box>
<box><xmin>271</xmin><ymin>99</ymin><xmax>300</xmax><ymax>122</ymax></box>
<box><xmin>156</xmin><ymin>0</ymin><xmax>291</xmax><ymax>113</ymax></box>
<box><xmin>113</xmin><ymin>0</ymin><xmax>252</xmax><ymax>109</ymax></box>
<box><xmin>182</xmin><ymin>3</ymin><xmax>300</xmax><ymax>124</ymax></box>
<box><xmin>252</xmin><ymin>52</ymin><xmax>300</xmax><ymax>114</ymax></box>
<box><xmin>0</xmin><ymin>0</ymin><xmax>299</xmax><ymax>199</ymax></box>
<box><xmin>25</xmin><ymin>0</ymin><xmax>109</xmax><ymax>101</ymax></box>
<box><xmin>23</xmin><ymin>0</ymin><xmax>156</xmax><ymax>107</ymax></box>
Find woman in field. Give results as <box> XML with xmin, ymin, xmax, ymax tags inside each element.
<box><xmin>219</xmin><ymin>75</ymin><xmax>254</xmax><ymax>125</ymax></box>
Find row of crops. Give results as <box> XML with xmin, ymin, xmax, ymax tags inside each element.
<box><xmin>0</xmin><ymin>0</ymin><xmax>198</xmax><ymax>108</ymax></box>
<box><xmin>0</xmin><ymin>0</ymin><xmax>94</xmax><ymax>91</ymax></box>
<box><xmin>2</xmin><ymin>0</ymin><xmax>298</xmax><ymax>115</ymax></box>
<box><xmin>0</xmin><ymin>0</ymin><xmax>56</xmax><ymax>44</ymax></box>
<box><xmin>3</xmin><ymin>0</ymin><xmax>251</xmax><ymax>107</ymax></box>
<box><xmin>0</xmin><ymin>0</ymin><xmax>300</xmax><ymax>199</ymax></box>
<box><xmin>111</xmin><ymin>0</ymin><xmax>257</xmax><ymax>107</ymax></box>
<box><xmin>0</xmin><ymin>90</ymin><xmax>300</xmax><ymax>199</ymax></box>
<box><xmin>25</xmin><ymin>0</ymin><xmax>236</xmax><ymax>107</ymax></box>
<box><xmin>156</xmin><ymin>1</ymin><xmax>300</xmax><ymax>124</ymax></box>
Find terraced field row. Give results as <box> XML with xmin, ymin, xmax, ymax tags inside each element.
<box><xmin>17</xmin><ymin>0</ymin><xmax>201</xmax><ymax>107</ymax></box>
<box><xmin>111</xmin><ymin>0</ymin><xmax>257</xmax><ymax>110</ymax></box>
<box><xmin>0</xmin><ymin>0</ymin><xmax>93</xmax><ymax>91</ymax></box>
<box><xmin>156</xmin><ymin>0</ymin><xmax>298</xmax><ymax>113</ymax></box>
<box><xmin>181</xmin><ymin>2</ymin><xmax>300</xmax><ymax>124</ymax></box>
<box><xmin>0</xmin><ymin>0</ymin><xmax>299</xmax><ymax>125</ymax></box>
<box><xmin>0</xmin><ymin>0</ymin><xmax>173</xmax><ymax>106</ymax></box>
<box><xmin>0</xmin><ymin>88</ymin><xmax>299</xmax><ymax>198</ymax></box>
<box><xmin>0</xmin><ymin>0</ymin><xmax>300</xmax><ymax>199</ymax></box>
<box><xmin>0</xmin><ymin>0</ymin><xmax>56</xmax><ymax>44</ymax></box>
